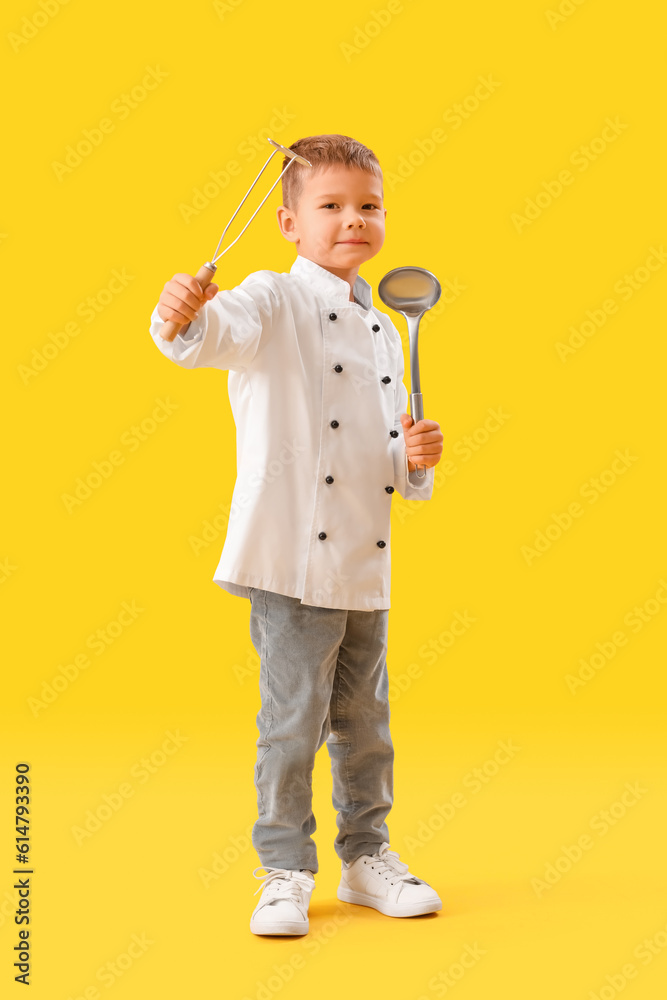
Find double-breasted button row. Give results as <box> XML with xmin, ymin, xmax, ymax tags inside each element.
<box><xmin>332</xmin><ymin>363</ymin><xmax>389</xmax><ymax>382</ymax></box>
<box><xmin>329</xmin><ymin>312</ymin><xmax>382</xmax><ymax>334</ymax></box>
<box><xmin>318</xmin><ymin>531</ymin><xmax>386</xmax><ymax>547</ymax></box>
<box><xmin>321</xmin><ymin>318</ymin><xmax>392</xmax><ymax>548</ymax></box>
<box><xmin>322</xmin><ymin>472</ymin><xmax>391</xmax><ymax>493</ymax></box>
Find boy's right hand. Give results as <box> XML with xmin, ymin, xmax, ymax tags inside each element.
<box><xmin>157</xmin><ymin>273</ymin><xmax>219</xmax><ymax>327</ymax></box>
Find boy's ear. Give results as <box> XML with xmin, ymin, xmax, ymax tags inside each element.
<box><xmin>276</xmin><ymin>205</ymin><xmax>298</xmax><ymax>244</ymax></box>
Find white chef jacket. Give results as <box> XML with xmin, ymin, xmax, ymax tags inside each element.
<box><xmin>148</xmin><ymin>253</ymin><xmax>434</xmax><ymax>611</ymax></box>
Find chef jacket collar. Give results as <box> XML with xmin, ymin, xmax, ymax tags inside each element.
<box><xmin>290</xmin><ymin>254</ymin><xmax>373</xmax><ymax>311</ymax></box>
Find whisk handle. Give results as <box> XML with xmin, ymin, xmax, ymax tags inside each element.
<box><xmin>159</xmin><ymin>262</ymin><xmax>218</xmax><ymax>342</ymax></box>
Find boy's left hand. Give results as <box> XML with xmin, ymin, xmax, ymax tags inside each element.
<box><xmin>400</xmin><ymin>413</ymin><xmax>444</xmax><ymax>473</ymax></box>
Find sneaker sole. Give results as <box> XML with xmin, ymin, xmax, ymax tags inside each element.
<box><xmin>337</xmin><ymin>884</ymin><xmax>442</xmax><ymax>917</ymax></box>
<box><xmin>249</xmin><ymin>916</ymin><xmax>309</xmax><ymax>936</ymax></box>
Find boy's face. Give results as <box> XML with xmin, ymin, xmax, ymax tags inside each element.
<box><xmin>276</xmin><ymin>165</ymin><xmax>386</xmax><ymax>277</ymax></box>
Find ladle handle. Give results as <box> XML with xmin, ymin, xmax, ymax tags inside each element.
<box><xmin>410</xmin><ymin>392</ymin><xmax>427</xmax><ymax>479</ymax></box>
<box><xmin>159</xmin><ymin>262</ymin><xmax>218</xmax><ymax>342</ymax></box>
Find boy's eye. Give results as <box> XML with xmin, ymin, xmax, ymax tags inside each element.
<box><xmin>321</xmin><ymin>203</ymin><xmax>379</xmax><ymax>209</ymax></box>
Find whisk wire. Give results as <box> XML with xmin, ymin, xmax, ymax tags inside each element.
<box><xmin>210</xmin><ymin>151</ymin><xmax>300</xmax><ymax>266</ymax></box>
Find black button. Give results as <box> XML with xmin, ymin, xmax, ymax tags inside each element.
<box><xmin>381</xmin><ymin>376</ymin><xmax>391</xmax><ymax>384</ymax></box>
<box><xmin>377</xmin><ymin>540</ymin><xmax>386</xmax><ymax>548</ymax></box>
<box><xmin>330</xmin><ymin>420</ymin><xmax>339</xmax><ymax>428</ymax></box>
<box><xmin>329</xmin><ymin>312</ymin><xmax>337</xmax><ymax>321</ymax></box>
<box><xmin>325</xmin><ymin>476</ymin><xmax>334</xmax><ymax>484</ymax></box>
<box><xmin>385</xmin><ymin>486</ymin><xmax>394</xmax><ymax>493</ymax></box>
<box><xmin>333</xmin><ymin>364</ymin><xmax>343</xmax><ymax>373</ymax></box>
<box><xmin>372</xmin><ymin>324</ymin><xmax>380</xmax><ymax>332</ymax></box>
<box><xmin>318</xmin><ymin>531</ymin><xmax>327</xmax><ymax>540</ymax></box>
<box><xmin>390</xmin><ymin>429</ymin><xmax>399</xmax><ymax>438</ymax></box>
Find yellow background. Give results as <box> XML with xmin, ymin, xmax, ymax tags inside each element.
<box><xmin>2</xmin><ymin>0</ymin><xmax>666</xmax><ymax>996</ymax></box>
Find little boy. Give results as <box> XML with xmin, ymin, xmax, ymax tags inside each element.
<box><xmin>149</xmin><ymin>134</ymin><xmax>444</xmax><ymax>936</ymax></box>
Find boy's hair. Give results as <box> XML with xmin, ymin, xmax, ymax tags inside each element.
<box><xmin>280</xmin><ymin>134</ymin><xmax>383</xmax><ymax>212</ymax></box>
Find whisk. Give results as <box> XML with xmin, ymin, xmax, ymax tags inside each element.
<box><xmin>159</xmin><ymin>138</ymin><xmax>311</xmax><ymax>341</ymax></box>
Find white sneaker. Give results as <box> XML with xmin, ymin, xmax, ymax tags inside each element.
<box><xmin>337</xmin><ymin>842</ymin><xmax>442</xmax><ymax>917</ymax></box>
<box><xmin>250</xmin><ymin>867</ymin><xmax>316</xmax><ymax>936</ymax></box>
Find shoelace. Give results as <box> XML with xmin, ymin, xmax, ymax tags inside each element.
<box><xmin>252</xmin><ymin>867</ymin><xmax>315</xmax><ymax>903</ymax></box>
<box><xmin>362</xmin><ymin>843</ymin><xmax>421</xmax><ymax>885</ymax></box>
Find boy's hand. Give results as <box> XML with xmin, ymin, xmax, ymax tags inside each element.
<box><xmin>157</xmin><ymin>272</ymin><xmax>219</xmax><ymax>326</ymax></box>
<box><xmin>400</xmin><ymin>414</ymin><xmax>444</xmax><ymax>473</ymax></box>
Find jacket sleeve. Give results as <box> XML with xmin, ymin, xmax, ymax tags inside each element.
<box><xmin>148</xmin><ymin>270</ymin><xmax>280</xmax><ymax>372</ymax></box>
<box><xmin>390</xmin><ymin>338</ymin><xmax>435</xmax><ymax>501</ymax></box>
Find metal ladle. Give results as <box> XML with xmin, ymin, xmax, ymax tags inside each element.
<box><xmin>378</xmin><ymin>266</ymin><xmax>441</xmax><ymax>478</ymax></box>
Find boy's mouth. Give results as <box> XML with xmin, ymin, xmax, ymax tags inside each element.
<box><xmin>337</xmin><ymin>240</ymin><xmax>368</xmax><ymax>244</ymax></box>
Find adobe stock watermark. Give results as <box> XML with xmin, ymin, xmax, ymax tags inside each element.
<box><xmin>530</xmin><ymin>781</ymin><xmax>648</xmax><ymax>897</ymax></box>
<box><xmin>587</xmin><ymin>915</ymin><xmax>667</xmax><ymax>1000</ymax></box>
<box><xmin>416</xmin><ymin>943</ymin><xmax>487</xmax><ymax>999</ymax></box>
<box><xmin>240</xmin><ymin>908</ymin><xmax>352</xmax><ymax>1000</ymax></box>
<box><xmin>393</xmin><ymin>406</ymin><xmax>511</xmax><ymax>524</ymax></box>
<box><xmin>358</xmin><ymin>291</ymin><xmax>464</xmax><ymax>396</ymax></box>
<box><xmin>199</xmin><ymin>822</ymin><xmax>255</xmax><ymax>887</ymax></box>
<box><xmin>188</xmin><ymin>498</ymin><xmax>236</xmax><ymax>555</ymax></box>
<box><xmin>389</xmin><ymin>610</ymin><xmax>477</xmax><ymax>704</ymax></box>
<box><xmin>340</xmin><ymin>0</ymin><xmax>415</xmax><ymax>62</ymax></box>
<box><xmin>63</xmin><ymin>932</ymin><xmax>154</xmax><ymax>998</ymax></box>
<box><xmin>1</xmin><ymin>884</ymin><xmax>26</xmax><ymax>929</ymax></box>
<box><xmin>520</xmin><ymin>448</ymin><xmax>639</xmax><ymax>566</ymax></box>
<box><xmin>212</xmin><ymin>0</ymin><xmax>245</xmax><ymax>19</ymax></box>
<box><xmin>231</xmin><ymin>648</ymin><xmax>260</xmax><ymax>685</ymax></box>
<box><xmin>348</xmin><ymin>348</ymin><xmax>397</xmax><ymax>394</ymax></box>
<box><xmin>0</xmin><ymin>558</ymin><xmax>18</xmax><ymax>585</ymax></box>
<box><xmin>27</xmin><ymin>600</ymin><xmax>145</xmax><ymax>717</ymax></box>
<box><xmin>545</xmin><ymin>0</ymin><xmax>589</xmax><ymax>30</ymax></box>
<box><xmin>61</xmin><ymin>397</ymin><xmax>179</xmax><ymax>513</ymax></box>
<box><xmin>511</xmin><ymin>117</ymin><xmax>629</xmax><ymax>233</ymax></box>
<box><xmin>178</xmin><ymin>107</ymin><xmax>296</xmax><ymax>223</ymax></box>
<box><xmin>555</xmin><ymin>245</ymin><xmax>667</xmax><ymax>360</ymax></box>
<box><xmin>70</xmin><ymin>731</ymin><xmax>189</xmax><ymax>846</ymax></box>
<box><xmin>565</xmin><ymin>578</ymin><xmax>667</xmax><ymax>694</ymax></box>
<box><xmin>404</xmin><ymin>740</ymin><xmax>520</xmax><ymax>851</ymax></box>
<box><xmin>199</xmin><ymin>774</ymin><xmax>329</xmax><ymax>888</ymax></box>
<box><xmin>230</xmin><ymin>583</ymin><xmax>359</xmax><ymax>685</ymax></box>
<box><xmin>403</xmin><ymin>278</ymin><xmax>468</xmax><ymax>337</ymax></box>
<box><xmin>187</xmin><ymin>435</ymin><xmax>307</xmax><ymax>552</ymax></box>
<box><xmin>18</xmin><ymin>268</ymin><xmax>135</xmax><ymax>384</ymax></box>
<box><xmin>305</xmin><ymin>568</ymin><xmax>354</xmax><ymax>609</ymax></box>
<box><xmin>8</xmin><ymin>0</ymin><xmax>71</xmax><ymax>53</ymax></box>
<box><xmin>348</xmin><ymin>292</ymin><xmax>468</xmax><ymax>395</ymax></box>
<box><xmin>386</xmin><ymin>75</ymin><xmax>501</xmax><ymax>191</ymax></box>
<box><xmin>51</xmin><ymin>66</ymin><xmax>169</xmax><ymax>181</ymax></box>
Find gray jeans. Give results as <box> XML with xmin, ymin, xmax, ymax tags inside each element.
<box><xmin>247</xmin><ymin>587</ymin><xmax>394</xmax><ymax>874</ymax></box>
